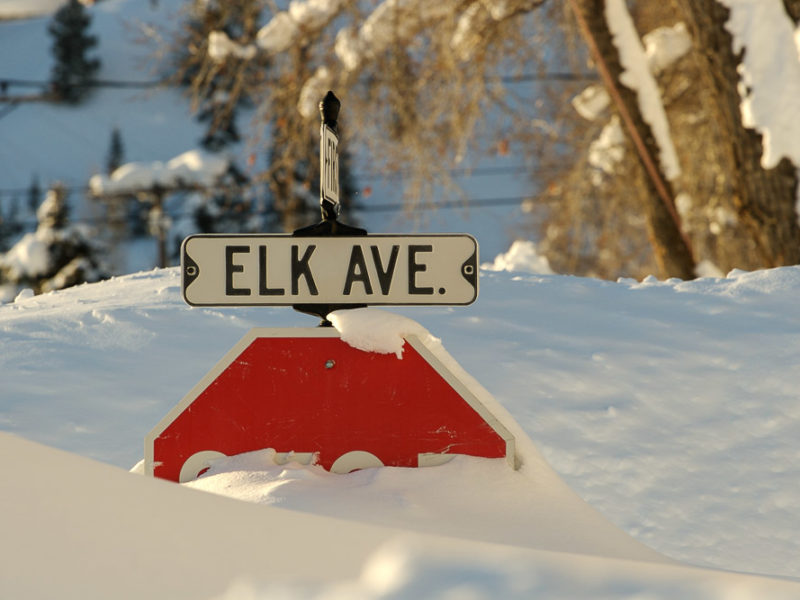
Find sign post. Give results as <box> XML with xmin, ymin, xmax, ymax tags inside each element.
<box><xmin>150</xmin><ymin>91</ymin><xmax>516</xmax><ymax>482</ymax></box>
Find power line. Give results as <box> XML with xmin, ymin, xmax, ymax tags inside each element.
<box><xmin>0</xmin><ymin>71</ymin><xmax>596</xmax><ymax>101</ymax></box>
<box><xmin>0</xmin><ymin>78</ymin><xmax>163</xmax><ymax>90</ymax></box>
<box><xmin>0</xmin><ymin>163</ymin><xmax>555</xmax><ymax>200</ymax></box>
<box><xmin>0</xmin><ymin>192</ymin><xmax>531</xmax><ymax>230</ymax></box>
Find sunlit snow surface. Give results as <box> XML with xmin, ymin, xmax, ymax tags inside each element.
<box><xmin>2</xmin><ymin>264</ymin><xmax>800</xmax><ymax>600</ymax></box>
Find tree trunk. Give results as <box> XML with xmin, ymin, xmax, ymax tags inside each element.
<box><xmin>678</xmin><ymin>0</ymin><xmax>800</xmax><ymax>267</ymax></box>
<box><xmin>782</xmin><ymin>0</ymin><xmax>800</xmax><ymax>24</ymax></box>
<box><xmin>570</xmin><ymin>0</ymin><xmax>697</xmax><ymax>279</ymax></box>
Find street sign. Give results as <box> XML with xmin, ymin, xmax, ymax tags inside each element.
<box><xmin>321</xmin><ymin>124</ymin><xmax>339</xmax><ymax>208</ymax></box>
<box><xmin>181</xmin><ymin>234</ymin><xmax>478</xmax><ymax>307</ymax></box>
<box><xmin>145</xmin><ymin>328</ymin><xmax>515</xmax><ymax>482</ymax></box>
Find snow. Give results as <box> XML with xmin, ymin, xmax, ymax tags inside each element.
<box><xmin>256</xmin><ymin>11</ymin><xmax>299</xmax><ymax>54</ymax></box>
<box><xmin>328</xmin><ymin>307</ymin><xmax>438</xmax><ymax>358</ymax></box>
<box><xmin>208</xmin><ymin>30</ymin><xmax>257</xmax><ymax>61</ymax></box>
<box><xmin>2</xmin><ymin>264</ymin><xmax>800</xmax><ymax>597</ymax></box>
<box><xmin>0</xmin><ymin>232</ymin><xmax>50</xmax><ymax>278</ymax></box>
<box><xmin>718</xmin><ymin>0</ymin><xmax>800</xmax><ymax>169</ymax></box>
<box><xmin>3</xmin><ymin>2</ymin><xmax>800</xmax><ymax>594</ymax></box>
<box><xmin>643</xmin><ymin>22</ymin><xmax>692</xmax><ymax>75</ymax></box>
<box><xmin>481</xmin><ymin>239</ymin><xmax>554</xmax><ymax>274</ymax></box>
<box><xmin>572</xmin><ymin>84</ymin><xmax>610</xmax><ymax>121</ymax></box>
<box><xmin>288</xmin><ymin>0</ymin><xmax>343</xmax><ymax>29</ymax></box>
<box><xmin>588</xmin><ymin>115</ymin><xmax>625</xmax><ymax>177</ymax></box>
<box><xmin>223</xmin><ymin>0</ymin><xmax>344</xmax><ymax>61</ymax></box>
<box><xmin>88</xmin><ymin>149</ymin><xmax>230</xmax><ymax>195</ymax></box>
<box><xmin>605</xmin><ymin>0</ymin><xmax>682</xmax><ymax>181</ymax></box>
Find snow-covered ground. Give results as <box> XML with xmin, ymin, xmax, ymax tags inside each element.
<box><xmin>1</xmin><ymin>255</ymin><xmax>799</xmax><ymax>598</ymax></box>
<box><xmin>2</xmin><ymin>0</ymin><xmax>800</xmax><ymax>597</ymax></box>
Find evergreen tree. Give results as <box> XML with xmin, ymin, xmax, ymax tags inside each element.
<box><xmin>48</xmin><ymin>0</ymin><xmax>101</xmax><ymax>104</ymax></box>
<box><xmin>0</xmin><ymin>196</ymin><xmax>23</xmax><ymax>252</ymax></box>
<box><xmin>27</xmin><ymin>175</ymin><xmax>41</xmax><ymax>214</ymax></box>
<box><xmin>105</xmin><ymin>127</ymin><xmax>124</xmax><ymax>174</ymax></box>
<box><xmin>0</xmin><ymin>183</ymin><xmax>109</xmax><ymax>296</ymax></box>
<box><xmin>198</xmin><ymin>86</ymin><xmax>241</xmax><ymax>151</ymax></box>
<box><xmin>170</xmin><ymin>0</ymin><xmax>266</xmax><ymax>151</ymax></box>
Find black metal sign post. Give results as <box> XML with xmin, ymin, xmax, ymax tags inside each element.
<box><xmin>179</xmin><ymin>91</ymin><xmax>479</xmax><ymax>325</ymax></box>
<box><xmin>293</xmin><ymin>91</ymin><xmax>368</xmax><ymax>324</ymax></box>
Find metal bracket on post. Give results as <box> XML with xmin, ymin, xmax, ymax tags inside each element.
<box><xmin>293</xmin><ymin>91</ymin><xmax>367</xmax><ymax>325</ymax></box>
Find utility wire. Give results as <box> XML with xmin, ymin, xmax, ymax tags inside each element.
<box><xmin>0</xmin><ymin>78</ymin><xmax>163</xmax><ymax>89</ymax></box>
<box><xmin>0</xmin><ymin>71</ymin><xmax>596</xmax><ymax>101</ymax></box>
<box><xmin>1</xmin><ymin>194</ymin><xmax>533</xmax><ymax>232</ymax></box>
<box><xmin>0</xmin><ymin>162</ymin><xmax>562</xmax><ymax>199</ymax></box>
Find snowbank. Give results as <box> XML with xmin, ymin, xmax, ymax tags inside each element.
<box><xmin>481</xmin><ymin>239</ymin><xmax>554</xmax><ymax>274</ymax></box>
<box><xmin>3</xmin><ymin>266</ymin><xmax>800</xmax><ymax>584</ymax></box>
<box><xmin>5</xmin><ymin>432</ymin><xmax>800</xmax><ymax>599</ymax></box>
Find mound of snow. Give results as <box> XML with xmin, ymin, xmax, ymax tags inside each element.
<box><xmin>482</xmin><ymin>240</ymin><xmax>554</xmax><ymax>274</ymax></box>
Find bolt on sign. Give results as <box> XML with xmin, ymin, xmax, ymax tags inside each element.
<box><xmin>181</xmin><ymin>234</ymin><xmax>478</xmax><ymax>307</ymax></box>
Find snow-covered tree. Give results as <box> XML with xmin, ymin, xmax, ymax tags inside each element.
<box><xmin>536</xmin><ymin>0</ymin><xmax>800</xmax><ymax>279</ymax></box>
<box><xmin>0</xmin><ymin>196</ymin><xmax>24</xmax><ymax>253</ymax></box>
<box><xmin>169</xmin><ymin>0</ymin><xmax>267</xmax><ymax>151</ymax></box>
<box><xmin>27</xmin><ymin>175</ymin><xmax>41</xmax><ymax>214</ymax></box>
<box><xmin>161</xmin><ymin>0</ymin><xmax>800</xmax><ymax>279</ymax></box>
<box><xmin>0</xmin><ymin>183</ymin><xmax>108</xmax><ymax>299</ymax></box>
<box><xmin>168</xmin><ymin>0</ymin><xmax>363</xmax><ymax>231</ymax></box>
<box><xmin>89</xmin><ymin>149</ymin><xmax>258</xmax><ymax>267</ymax></box>
<box><xmin>48</xmin><ymin>0</ymin><xmax>101</xmax><ymax>104</ymax></box>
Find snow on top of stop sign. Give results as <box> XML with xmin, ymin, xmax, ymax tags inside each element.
<box><xmin>328</xmin><ymin>307</ymin><xmax>440</xmax><ymax>359</ymax></box>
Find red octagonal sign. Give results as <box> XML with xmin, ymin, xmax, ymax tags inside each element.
<box><xmin>145</xmin><ymin>328</ymin><xmax>515</xmax><ymax>482</ymax></box>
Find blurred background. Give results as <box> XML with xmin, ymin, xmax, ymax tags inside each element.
<box><xmin>1</xmin><ymin>0</ymin><xmax>799</xmax><ymax>301</ymax></box>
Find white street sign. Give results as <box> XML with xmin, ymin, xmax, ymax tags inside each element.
<box><xmin>321</xmin><ymin>125</ymin><xmax>339</xmax><ymax>207</ymax></box>
<box><xmin>181</xmin><ymin>234</ymin><xmax>478</xmax><ymax>307</ymax></box>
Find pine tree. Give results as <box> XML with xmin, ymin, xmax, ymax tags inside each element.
<box><xmin>0</xmin><ymin>184</ymin><xmax>109</xmax><ymax>297</ymax></box>
<box><xmin>106</xmin><ymin>127</ymin><xmax>124</xmax><ymax>174</ymax></box>
<box><xmin>0</xmin><ymin>196</ymin><xmax>23</xmax><ymax>252</ymax></box>
<box><xmin>170</xmin><ymin>0</ymin><xmax>266</xmax><ymax>151</ymax></box>
<box><xmin>48</xmin><ymin>0</ymin><xmax>101</xmax><ymax>104</ymax></box>
<box><xmin>27</xmin><ymin>175</ymin><xmax>41</xmax><ymax>214</ymax></box>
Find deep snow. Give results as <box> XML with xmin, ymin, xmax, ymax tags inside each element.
<box><xmin>1</xmin><ymin>259</ymin><xmax>799</xmax><ymax>598</ymax></box>
<box><xmin>2</xmin><ymin>0</ymin><xmax>800</xmax><ymax>597</ymax></box>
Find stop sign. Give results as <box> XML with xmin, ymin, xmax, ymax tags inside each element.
<box><xmin>145</xmin><ymin>328</ymin><xmax>515</xmax><ymax>482</ymax></box>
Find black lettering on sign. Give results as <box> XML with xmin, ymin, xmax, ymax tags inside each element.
<box><xmin>225</xmin><ymin>246</ymin><xmax>251</xmax><ymax>296</ymax></box>
<box><xmin>343</xmin><ymin>246</ymin><xmax>373</xmax><ymax>295</ymax></box>
<box><xmin>291</xmin><ymin>245</ymin><xmax>318</xmax><ymax>295</ymax></box>
<box><xmin>408</xmin><ymin>245</ymin><xmax>434</xmax><ymax>295</ymax></box>
<box><xmin>258</xmin><ymin>245</ymin><xmax>285</xmax><ymax>296</ymax></box>
<box><xmin>371</xmin><ymin>245</ymin><xmax>399</xmax><ymax>295</ymax></box>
